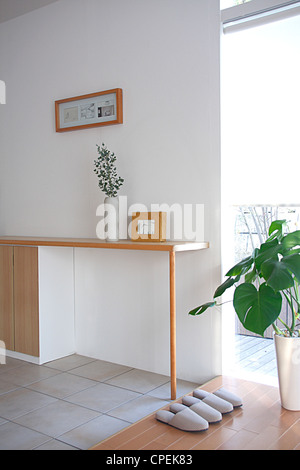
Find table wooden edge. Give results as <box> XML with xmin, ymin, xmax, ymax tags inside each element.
<box><xmin>0</xmin><ymin>237</ymin><xmax>209</xmax><ymax>252</ymax></box>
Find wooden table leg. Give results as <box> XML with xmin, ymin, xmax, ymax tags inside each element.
<box><xmin>169</xmin><ymin>250</ymin><xmax>176</xmax><ymax>400</ymax></box>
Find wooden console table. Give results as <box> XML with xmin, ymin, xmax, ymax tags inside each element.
<box><xmin>0</xmin><ymin>237</ymin><xmax>209</xmax><ymax>399</ymax></box>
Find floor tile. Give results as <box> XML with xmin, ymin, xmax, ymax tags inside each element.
<box><xmin>0</xmin><ymin>354</ymin><xmax>187</xmax><ymax>449</ymax></box>
<box><xmin>65</xmin><ymin>382</ymin><xmax>141</xmax><ymax>413</ymax></box>
<box><xmin>27</xmin><ymin>372</ymin><xmax>98</xmax><ymax>398</ymax></box>
<box><xmin>0</xmin><ymin>357</ymin><xmax>25</xmax><ymax>373</ymax></box>
<box><xmin>44</xmin><ymin>354</ymin><xmax>96</xmax><ymax>372</ymax></box>
<box><xmin>147</xmin><ymin>379</ymin><xmax>200</xmax><ymax>400</ymax></box>
<box><xmin>13</xmin><ymin>400</ymin><xmax>100</xmax><ymax>437</ymax></box>
<box><xmin>0</xmin><ymin>378</ymin><xmax>19</xmax><ymax>396</ymax></box>
<box><xmin>0</xmin><ymin>421</ymin><xmax>51</xmax><ymax>450</ymax></box>
<box><xmin>105</xmin><ymin>368</ymin><xmax>170</xmax><ymax>393</ymax></box>
<box><xmin>0</xmin><ymin>363</ymin><xmax>61</xmax><ymax>386</ymax></box>
<box><xmin>34</xmin><ymin>439</ymin><xmax>78</xmax><ymax>450</ymax></box>
<box><xmin>58</xmin><ymin>415</ymin><xmax>130</xmax><ymax>450</ymax></box>
<box><xmin>0</xmin><ymin>388</ymin><xmax>57</xmax><ymax>419</ymax></box>
<box><xmin>107</xmin><ymin>395</ymin><xmax>168</xmax><ymax>423</ymax></box>
<box><xmin>69</xmin><ymin>359</ymin><xmax>133</xmax><ymax>382</ymax></box>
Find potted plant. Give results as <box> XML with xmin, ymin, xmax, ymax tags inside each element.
<box><xmin>189</xmin><ymin>219</ymin><xmax>300</xmax><ymax>410</ymax></box>
<box><xmin>94</xmin><ymin>143</ymin><xmax>124</xmax><ymax>241</ymax></box>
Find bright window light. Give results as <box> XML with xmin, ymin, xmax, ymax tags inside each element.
<box><xmin>221</xmin><ymin>0</ymin><xmax>253</xmax><ymax>9</ymax></box>
<box><xmin>221</xmin><ymin>13</ymin><xmax>300</xmax><ymax>205</ymax></box>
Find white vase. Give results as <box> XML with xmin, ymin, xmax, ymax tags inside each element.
<box><xmin>274</xmin><ymin>333</ymin><xmax>300</xmax><ymax>410</ymax></box>
<box><xmin>104</xmin><ymin>196</ymin><xmax>119</xmax><ymax>241</ymax></box>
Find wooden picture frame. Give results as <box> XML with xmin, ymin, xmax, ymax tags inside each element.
<box><xmin>55</xmin><ymin>88</ymin><xmax>123</xmax><ymax>132</ymax></box>
<box><xmin>131</xmin><ymin>212</ymin><xmax>167</xmax><ymax>242</ymax></box>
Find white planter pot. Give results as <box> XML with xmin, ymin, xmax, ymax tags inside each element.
<box><xmin>104</xmin><ymin>196</ymin><xmax>119</xmax><ymax>241</ymax></box>
<box><xmin>274</xmin><ymin>333</ymin><xmax>300</xmax><ymax>410</ymax></box>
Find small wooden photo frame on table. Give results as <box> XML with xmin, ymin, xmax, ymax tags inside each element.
<box><xmin>55</xmin><ymin>88</ymin><xmax>123</xmax><ymax>132</ymax></box>
<box><xmin>131</xmin><ymin>212</ymin><xmax>167</xmax><ymax>242</ymax></box>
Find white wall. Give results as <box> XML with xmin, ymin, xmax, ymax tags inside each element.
<box><xmin>0</xmin><ymin>0</ymin><xmax>222</xmax><ymax>383</ymax></box>
<box><xmin>0</xmin><ymin>0</ymin><xmax>59</xmax><ymax>24</ymax></box>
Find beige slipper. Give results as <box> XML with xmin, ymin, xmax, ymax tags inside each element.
<box><xmin>156</xmin><ymin>405</ymin><xmax>209</xmax><ymax>432</ymax></box>
<box><xmin>181</xmin><ymin>396</ymin><xmax>222</xmax><ymax>423</ymax></box>
<box><xmin>193</xmin><ymin>389</ymin><xmax>233</xmax><ymax>414</ymax></box>
<box><xmin>213</xmin><ymin>387</ymin><xmax>243</xmax><ymax>408</ymax></box>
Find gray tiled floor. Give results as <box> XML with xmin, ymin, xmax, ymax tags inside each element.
<box><xmin>0</xmin><ymin>354</ymin><xmax>200</xmax><ymax>450</ymax></box>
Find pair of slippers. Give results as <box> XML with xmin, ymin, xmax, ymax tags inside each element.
<box><xmin>156</xmin><ymin>387</ymin><xmax>242</xmax><ymax>432</ymax></box>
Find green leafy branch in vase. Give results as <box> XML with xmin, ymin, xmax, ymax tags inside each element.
<box><xmin>94</xmin><ymin>143</ymin><xmax>124</xmax><ymax>197</ymax></box>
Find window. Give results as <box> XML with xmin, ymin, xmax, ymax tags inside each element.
<box><xmin>221</xmin><ymin>5</ymin><xmax>300</xmax><ymax>382</ymax></box>
<box><xmin>222</xmin><ymin>13</ymin><xmax>300</xmax><ymax>205</ymax></box>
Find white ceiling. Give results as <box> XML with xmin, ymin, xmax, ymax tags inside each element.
<box><xmin>0</xmin><ymin>0</ymin><xmax>59</xmax><ymax>24</ymax></box>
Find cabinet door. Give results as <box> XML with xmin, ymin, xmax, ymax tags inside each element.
<box><xmin>14</xmin><ymin>247</ymin><xmax>39</xmax><ymax>357</ymax></box>
<box><xmin>0</xmin><ymin>246</ymin><xmax>14</xmax><ymax>351</ymax></box>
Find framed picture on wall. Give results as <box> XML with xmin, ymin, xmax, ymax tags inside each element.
<box><xmin>55</xmin><ymin>88</ymin><xmax>123</xmax><ymax>132</ymax></box>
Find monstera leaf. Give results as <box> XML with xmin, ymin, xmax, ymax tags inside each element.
<box><xmin>189</xmin><ymin>301</ymin><xmax>216</xmax><ymax>316</ymax></box>
<box><xmin>261</xmin><ymin>259</ymin><xmax>294</xmax><ymax>291</ymax></box>
<box><xmin>266</xmin><ymin>220</ymin><xmax>286</xmax><ymax>242</ymax></box>
<box><xmin>225</xmin><ymin>256</ymin><xmax>254</xmax><ymax>277</ymax></box>
<box><xmin>261</xmin><ymin>253</ymin><xmax>300</xmax><ymax>291</ymax></box>
<box><xmin>233</xmin><ymin>283</ymin><xmax>282</xmax><ymax>337</ymax></box>
<box><xmin>213</xmin><ymin>276</ymin><xmax>240</xmax><ymax>299</ymax></box>
<box><xmin>281</xmin><ymin>231</ymin><xmax>300</xmax><ymax>251</ymax></box>
<box><xmin>254</xmin><ymin>239</ymin><xmax>283</xmax><ymax>271</ymax></box>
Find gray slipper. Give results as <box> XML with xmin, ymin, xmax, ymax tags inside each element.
<box><xmin>181</xmin><ymin>396</ymin><xmax>222</xmax><ymax>423</ymax></box>
<box><xmin>213</xmin><ymin>387</ymin><xmax>243</xmax><ymax>408</ymax></box>
<box><xmin>156</xmin><ymin>405</ymin><xmax>209</xmax><ymax>432</ymax></box>
<box><xmin>193</xmin><ymin>389</ymin><xmax>233</xmax><ymax>414</ymax></box>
